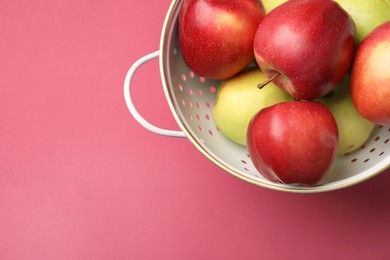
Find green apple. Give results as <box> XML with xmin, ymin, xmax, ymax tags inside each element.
<box><xmin>335</xmin><ymin>0</ymin><xmax>390</xmax><ymax>43</ymax></box>
<box><xmin>212</xmin><ymin>67</ymin><xmax>293</xmax><ymax>146</ymax></box>
<box><xmin>317</xmin><ymin>76</ymin><xmax>376</xmax><ymax>155</ymax></box>
<box><xmin>261</xmin><ymin>0</ymin><xmax>288</xmax><ymax>13</ymax></box>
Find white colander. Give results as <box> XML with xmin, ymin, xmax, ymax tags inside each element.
<box><xmin>124</xmin><ymin>0</ymin><xmax>390</xmax><ymax>193</ymax></box>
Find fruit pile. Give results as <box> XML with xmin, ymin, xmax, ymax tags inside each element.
<box><xmin>178</xmin><ymin>0</ymin><xmax>390</xmax><ymax>186</ymax></box>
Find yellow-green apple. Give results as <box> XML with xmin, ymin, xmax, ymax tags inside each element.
<box><xmin>253</xmin><ymin>0</ymin><xmax>356</xmax><ymax>100</ymax></box>
<box><xmin>247</xmin><ymin>101</ymin><xmax>339</xmax><ymax>186</ymax></box>
<box><xmin>261</xmin><ymin>0</ymin><xmax>288</xmax><ymax>13</ymax></box>
<box><xmin>335</xmin><ymin>0</ymin><xmax>390</xmax><ymax>43</ymax></box>
<box><xmin>212</xmin><ymin>68</ymin><xmax>293</xmax><ymax>145</ymax></box>
<box><xmin>317</xmin><ymin>76</ymin><xmax>375</xmax><ymax>154</ymax></box>
<box><xmin>351</xmin><ymin>21</ymin><xmax>390</xmax><ymax>126</ymax></box>
<box><xmin>178</xmin><ymin>0</ymin><xmax>265</xmax><ymax>80</ymax></box>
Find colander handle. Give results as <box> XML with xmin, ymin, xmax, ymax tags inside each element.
<box><xmin>124</xmin><ymin>51</ymin><xmax>186</xmax><ymax>138</ymax></box>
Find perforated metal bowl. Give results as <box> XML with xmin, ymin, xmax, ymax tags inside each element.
<box><xmin>124</xmin><ymin>0</ymin><xmax>390</xmax><ymax>193</ymax></box>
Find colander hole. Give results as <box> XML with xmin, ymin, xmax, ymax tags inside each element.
<box><xmin>196</xmin><ymin>114</ymin><xmax>201</xmax><ymax>120</ymax></box>
<box><xmin>379</xmin><ymin>152</ymin><xmax>385</xmax><ymax>156</ymax></box>
<box><xmin>198</xmin><ymin>126</ymin><xmax>203</xmax><ymax>132</ymax></box>
<box><xmin>188</xmin><ymin>88</ymin><xmax>193</xmax><ymax>95</ymax></box>
<box><xmin>188</xmin><ymin>101</ymin><xmax>193</xmax><ymax>107</ymax></box>
<box><xmin>195</xmin><ymin>102</ymin><xmax>201</xmax><ymax>108</ymax></box>
<box><xmin>370</xmin><ymin>148</ymin><xmax>376</xmax><ymax>153</ymax></box>
<box><xmin>199</xmin><ymin>77</ymin><xmax>206</xmax><ymax>83</ymax></box>
<box><xmin>209</xmin><ymin>86</ymin><xmax>216</xmax><ymax>93</ymax></box>
<box><xmin>178</xmin><ymin>84</ymin><xmax>183</xmax><ymax>91</ymax></box>
<box><xmin>205</xmin><ymin>101</ymin><xmax>211</xmax><ymax>108</ymax></box>
<box><xmin>174</xmin><ymin>48</ymin><xmax>178</xmax><ymax>55</ymax></box>
<box><xmin>388</xmin><ymin>127</ymin><xmax>390</xmax><ymax>132</ymax></box>
<box><xmin>188</xmin><ymin>114</ymin><xmax>193</xmax><ymax>121</ymax></box>
<box><xmin>197</xmin><ymin>89</ymin><xmax>203</xmax><ymax>96</ymax></box>
<box><xmin>374</xmin><ymin>136</ymin><xmax>380</xmax><ymax>141</ymax></box>
<box><xmin>244</xmin><ymin>167</ymin><xmax>250</xmax><ymax>172</ymax></box>
<box><xmin>181</xmin><ymin>99</ymin><xmax>185</xmax><ymax>106</ymax></box>
<box><xmin>364</xmin><ymin>158</ymin><xmax>370</xmax><ymax>163</ymax></box>
<box><xmin>241</xmin><ymin>160</ymin><xmax>247</xmax><ymax>164</ymax></box>
<box><xmin>181</xmin><ymin>74</ymin><xmax>186</xmax><ymax>81</ymax></box>
<box><xmin>189</xmin><ymin>71</ymin><xmax>195</xmax><ymax>78</ymax></box>
<box><xmin>385</xmin><ymin>139</ymin><xmax>389</xmax><ymax>144</ymax></box>
<box><xmin>205</xmin><ymin>114</ymin><xmax>210</xmax><ymax>120</ymax></box>
<box><xmin>208</xmin><ymin>130</ymin><xmax>214</xmax><ymax>136</ymax></box>
<box><xmin>360</xmin><ymin>144</ymin><xmax>366</xmax><ymax>150</ymax></box>
<box><xmin>351</xmin><ymin>158</ymin><xmax>357</xmax><ymax>163</ymax></box>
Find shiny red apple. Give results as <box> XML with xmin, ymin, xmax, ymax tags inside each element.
<box><xmin>351</xmin><ymin>21</ymin><xmax>390</xmax><ymax>126</ymax></box>
<box><xmin>253</xmin><ymin>0</ymin><xmax>356</xmax><ymax>100</ymax></box>
<box><xmin>247</xmin><ymin>101</ymin><xmax>339</xmax><ymax>186</ymax></box>
<box><xmin>179</xmin><ymin>0</ymin><xmax>265</xmax><ymax>80</ymax></box>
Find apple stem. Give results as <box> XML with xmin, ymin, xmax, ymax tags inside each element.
<box><xmin>322</xmin><ymin>91</ymin><xmax>335</xmax><ymax>98</ymax></box>
<box><xmin>258</xmin><ymin>72</ymin><xmax>281</xmax><ymax>89</ymax></box>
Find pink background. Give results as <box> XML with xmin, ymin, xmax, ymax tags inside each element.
<box><xmin>1</xmin><ymin>0</ymin><xmax>390</xmax><ymax>259</ymax></box>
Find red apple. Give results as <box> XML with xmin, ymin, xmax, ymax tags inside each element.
<box><xmin>179</xmin><ymin>0</ymin><xmax>265</xmax><ymax>80</ymax></box>
<box><xmin>247</xmin><ymin>101</ymin><xmax>339</xmax><ymax>186</ymax></box>
<box><xmin>253</xmin><ymin>0</ymin><xmax>356</xmax><ymax>100</ymax></box>
<box><xmin>350</xmin><ymin>21</ymin><xmax>390</xmax><ymax>126</ymax></box>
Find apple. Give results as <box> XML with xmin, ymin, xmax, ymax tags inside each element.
<box><xmin>261</xmin><ymin>0</ymin><xmax>288</xmax><ymax>13</ymax></box>
<box><xmin>335</xmin><ymin>0</ymin><xmax>390</xmax><ymax>43</ymax></box>
<box><xmin>212</xmin><ymin>67</ymin><xmax>293</xmax><ymax>145</ymax></box>
<box><xmin>178</xmin><ymin>0</ymin><xmax>265</xmax><ymax>80</ymax></box>
<box><xmin>247</xmin><ymin>101</ymin><xmax>339</xmax><ymax>186</ymax></box>
<box><xmin>259</xmin><ymin>0</ymin><xmax>390</xmax><ymax>34</ymax></box>
<box><xmin>350</xmin><ymin>21</ymin><xmax>390</xmax><ymax>126</ymax></box>
<box><xmin>253</xmin><ymin>0</ymin><xmax>356</xmax><ymax>100</ymax></box>
<box><xmin>317</xmin><ymin>76</ymin><xmax>375</xmax><ymax>154</ymax></box>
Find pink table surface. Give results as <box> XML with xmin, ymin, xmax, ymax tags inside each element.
<box><xmin>1</xmin><ymin>0</ymin><xmax>390</xmax><ymax>259</ymax></box>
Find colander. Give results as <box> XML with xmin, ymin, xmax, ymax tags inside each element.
<box><xmin>124</xmin><ymin>0</ymin><xmax>390</xmax><ymax>193</ymax></box>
